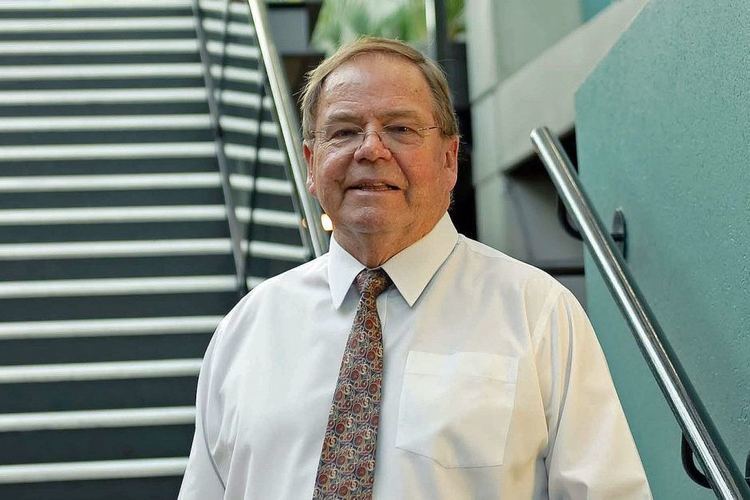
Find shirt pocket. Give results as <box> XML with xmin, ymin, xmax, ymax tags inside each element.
<box><xmin>395</xmin><ymin>351</ymin><xmax>518</xmax><ymax>468</ymax></box>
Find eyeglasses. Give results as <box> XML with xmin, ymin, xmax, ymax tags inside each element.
<box><xmin>311</xmin><ymin>124</ymin><xmax>440</xmax><ymax>153</ymax></box>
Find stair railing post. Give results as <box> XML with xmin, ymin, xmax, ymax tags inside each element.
<box><xmin>191</xmin><ymin>0</ymin><xmax>248</xmax><ymax>296</ymax></box>
<box><xmin>246</xmin><ymin>0</ymin><xmax>328</xmax><ymax>258</ymax></box>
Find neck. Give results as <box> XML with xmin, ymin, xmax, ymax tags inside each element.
<box><xmin>332</xmin><ymin>230</ymin><xmax>419</xmax><ymax>268</ymax></box>
<box><xmin>333</xmin><ymin>216</ymin><xmax>443</xmax><ymax>268</ymax></box>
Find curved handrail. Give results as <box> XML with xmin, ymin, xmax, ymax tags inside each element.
<box><xmin>530</xmin><ymin>126</ymin><xmax>750</xmax><ymax>500</ymax></box>
<box><xmin>246</xmin><ymin>0</ymin><xmax>329</xmax><ymax>258</ymax></box>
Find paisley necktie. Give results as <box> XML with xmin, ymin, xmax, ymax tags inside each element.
<box><xmin>313</xmin><ymin>268</ymin><xmax>392</xmax><ymax>499</ymax></box>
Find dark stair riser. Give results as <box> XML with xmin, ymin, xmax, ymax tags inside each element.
<box><xmin>0</xmin><ymin>188</ymin><xmax>293</xmax><ymax>211</ymax></box>
<box><xmin>0</xmin><ymin>377</ymin><xmax>199</xmax><ymax>413</ymax></box>
<box><xmin>0</xmin><ymin>477</ymin><xmax>185</xmax><ymax>500</ymax></box>
<box><xmin>0</xmin><ymin>292</ymin><xmax>242</xmax><ymax>322</ymax></box>
<box><xmin>0</xmin><ymin>222</ymin><xmax>301</xmax><ymax>246</ymax></box>
<box><xmin>0</xmin><ymin>51</ymin><xmax>259</xmax><ymax>68</ymax></box>
<box><xmin>0</xmin><ymin>333</ymin><xmax>214</xmax><ymax>366</ymax></box>
<box><xmin>0</xmin><ymin>130</ymin><xmax>278</xmax><ymax>148</ymax></box>
<box><xmin>0</xmin><ymin>425</ymin><xmax>195</xmax><ymax>465</ymax></box>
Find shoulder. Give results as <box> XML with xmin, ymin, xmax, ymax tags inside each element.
<box><xmin>245</xmin><ymin>252</ymin><xmax>329</xmax><ymax>301</ymax></box>
<box><xmin>208</xmin><ymin>253</ymin><xmax>330</xmax><ymax>347</ymax></box>
<box><xmin>450</xmin><ymin>235</ymin><xmax>580</xmax><ymax>331</ymax></box>
<box><xmin>454</xmin><ymin>235</ymin><xmax>567</xmax><ymax>297</ymax></box>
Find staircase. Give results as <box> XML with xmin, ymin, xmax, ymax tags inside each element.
<box><xmin>0</xmin><ymin>1</ymin><xmax>313</xmax><ymax>498</ymax></box>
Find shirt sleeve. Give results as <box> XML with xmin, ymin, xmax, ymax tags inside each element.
<box><xmin>178</xmin><ymin>324</ymin><xmax>226</xmax><ymax>500</ymax></box>
<box><xmin>533</xmin><ymin>288</ymin><xmax>652</xmax><ymax>499</ymax></box>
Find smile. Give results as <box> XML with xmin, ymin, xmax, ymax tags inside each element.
<box><xmin>350</xmin><ymin>183</ymin><xmax>399</xmax><ymax>191</ymax></box>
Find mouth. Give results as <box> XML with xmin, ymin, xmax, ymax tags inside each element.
<box><xmin>349</xmin><ymin>182</ymin><xmax>400</xmax><ymax>191</ymax></box>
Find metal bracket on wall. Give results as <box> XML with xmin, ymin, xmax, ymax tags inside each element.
<box><xmin>611</xmin><ymin>208</ymin><xmax>626</xmax><ymax>258</ymax></box>
<box><xmin>557</xmin><ymin>199</ymin><xmax>627</xmax><ymax>259</ymax></box>
<box><xmin>682</xmin><ymin>436</ymin><xmax>750</xmax><ymax>489</ymax></box>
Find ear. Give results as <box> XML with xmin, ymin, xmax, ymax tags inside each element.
<box><xmin>443</xmin><ymin>135</ymin><xmax>459</xmax><ymax>191</ymax></box>
<box><xmin>303</xmin><ymin>141</ymin><xmax>317</xmax><ymax>197</ymax></box>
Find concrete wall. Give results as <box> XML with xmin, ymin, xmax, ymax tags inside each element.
<box><xmin>576</xmin><ymin>0</ymin><xmax>750</xmax><ymax>497</ymax></box>
<box><xmin>464</xmin><ymin>0</ymin><xmax>647</xmax><ymax>303</ymax></box>
<box><xmin>465</xmin><ymin>0</ymin><xmax>577</xmax><ymax>263</ymax></box>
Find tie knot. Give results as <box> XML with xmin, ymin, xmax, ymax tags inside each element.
<box><xmin>354</xmin><ymin>268</ymin><xmax>391</xmax><ymax>298</ymax></box>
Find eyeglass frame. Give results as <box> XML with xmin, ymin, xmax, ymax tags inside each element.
<box><xmin>308</xmin><ymin>124</ymin><xmax>442</xmax><ymax>153</ymax></box>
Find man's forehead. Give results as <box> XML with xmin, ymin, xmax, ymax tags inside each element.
<box><xmin>321</xmin><ymin>53</ymin><xmax>428</xmax><ymax>94</ymax></box>
<box><xmin>317</xmin><ymin>53</ymin><xmax>433</xmax><ymax>121</ymax></box>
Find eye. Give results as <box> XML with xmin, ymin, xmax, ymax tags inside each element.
<box><xmin>326</xmin><ymin>127</ymin><xmax>362</xmax><ymax>141</ymax></box>
<box><xmin>384</xmin><ymin>124</ymin><xmax>417</xmax><ymax>135</ymax></box>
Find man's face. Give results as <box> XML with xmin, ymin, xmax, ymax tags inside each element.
<box><xmin>304</xmin><ymin>53</ymin><xmax>458</xmax><ymax>251</ymax></box>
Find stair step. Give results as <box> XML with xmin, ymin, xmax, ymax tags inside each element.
<box><xmin>0</xmin><ymin>205</ymin><xmax>298</xmax><ymax>226</ymax></box>
<box><xmin>0</xmin><ymin>39</ymin><xmax>256</xmax><ymax>58</ymax></box>
<box><xmin>0</xmin><ymin>0</ymin><xmax>250</xmax><ymax>13</ymax></box>
<box><xmin>0</xmin><ymin>358</ymin><xmax>200</xmax><ymax>384</ymax></box>
<box><xmin>1</xmin><ymin>376</ymin><xmax>199</xmax><ymax>412</ymax></box>
<box><xmin>1</xmin><ymin>188</ymin><xmax>292</xmax><ymax>210</ymax></box>
<box><xmin>0</xmin><ymin>426</ymin><xmax>193</xmax><ymax>467</ymax></box>
<box><xmin>0</xmin><ymin>18</ymin><xmax>252</xmax><ymax>37</ymax></box>
<box><xmin>0</xmin><ymin>407</ymin><xmax>194</xmax><ymax>432</ymax></box>
<box><xmin>0</xmin><ymin>254</ymin><xmax>236</xmax><ymax>282</ymax></box>
<box><xmin>0</xmin><ymin>334</ymin><xmax>212</xmax><ymax>365</ymax></box>
<box><xmin>0</xmin><ymin>291</ymin><xmax>242</xmax><ymax>322</ymax></box>
<box><xmin>0</xmin><ymin>87</ymin><xmax>265</xmax><ymax>107</ymax></box>
<box><xmin>0</xmin><ymin>114</ymin><xmax>275</xmax><ymax>134</ymax></box>
<box><xmin>0</xmin><ymin>457</ymin><xmax>187</xmax><ymax>484</ymax></box>
<box><xmin>0</xmin><ymin>142</ymin><xmax>284</xmax><ymax>163</ymax></box>
<box><xmin>0</xmin><ymin>276</ymin><xmax>242</xmax><ymax>299</ymax></box>
<box><xmin>0</xmin><ymin>63</ymin><xmax>259</xmax><ymax>84</ymax></box>
<box><xmin>0</xmin><ymin>315</ymin><xmax>220</xmax><ymax>340</ymax></box>
<box><xmin>0</xmin><ymin>132</ymin><xmax>280</xmax><ymax>150</ymax></box>
<box><xmin>0</xmin><ymin>476</ymin><xmax>183</xmax><ymax>500</ymax></box>
<box><xmin>0</xmin><ymin>173</ymin><xmax>290</xmax><ymax>194</ymax></box>
<box><xmin>0</xmin><ymin>239</ymin><xmax>305</xmax><ymax>261</ymax></box>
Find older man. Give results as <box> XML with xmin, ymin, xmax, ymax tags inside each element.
<box><xmin>179</xmin><ymin>37</ymin><xmax>651</xmax><ymax>499</ymax></box>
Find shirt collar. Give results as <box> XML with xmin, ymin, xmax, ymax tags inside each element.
<box><xmin>328</xmin><ymin>213</ymin><xmax>458</xmax><ymax>309</ymax></box>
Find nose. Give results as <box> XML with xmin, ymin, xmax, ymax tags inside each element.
<box><xmin>354</xmin><ymin>129</ymin><xmax>393</xmax><ymax>162</ymax></box>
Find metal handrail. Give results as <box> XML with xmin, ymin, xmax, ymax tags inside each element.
<box><xmin>191</xmin><ymin>0</ymin><xmax>247</xmax><ymax>295</ymax></box>
<box><xmin>530</xmin><ymin>126</ymin><xmax>750</xmax><ymax>500</ymax></box>
<box><xmin>246</xmin><ymin>0</ymin><xmax>329</xmax><ymax>258</ymax></box>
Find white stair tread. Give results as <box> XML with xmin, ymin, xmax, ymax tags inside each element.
<box><xmin>0</xmin><ymin>63</ymin><xmax>260</xmax><ymax>83</ymax></box>
<box><xmin>0</xmin><ymin>142</ymin><xmax>284</xmax><ymax>163</ymax></box>
<box><xmin>0</xmin><ymin>18</ymin><xmax>253</xmax><ymax>36</ymax></box>
<box><xmin>0</xmin><ymin>0</ymin><xmax>246</xmax><ymax>15</ymax></box>
<box><xmin>0</xmin><ymin>457</ymin><xmax>187</xmax><ymax>484</ymax></box>
<box><xmin>0</xmin><ymin>406</ymin><xmax>195</xmax><ymax>432</ymax></box>
<box><xmin>0</xmin><ymin>39</ymin><xmax>258</xmax><ymax>58</ymax></box>
<box><xmin>0</xmin><ymin>114</ymin><xmax>277</xmax><ymax>135</ymax></box>
<box><xmin>0</xmin><ymin>238</ymin><xmax>308</xmax><ymax>261</ymax></box>
<box><xmin>0</xmin><ymin>88</ymin><xmax>267</xmax><ymax>107</ymax></box>
<box><xmin>0</xmin><ymin>315</ymin><xmax>222</xmax><ymax>339</ymax></box>
<box><xmin>0</xmin><ymin>358</ymin><xmax>201</xmax><ymax>383</ymax></box>
<box><xmin>0</xmin><ymin>172</ymin><xmax>290</xmax><ymax>194</ymax></box>
<box><xmin>0</xmin><ymin>205</ymin><xmax>299</xmax><ymax>227</ymax></box>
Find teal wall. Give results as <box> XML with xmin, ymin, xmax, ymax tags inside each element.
<box><xmin>580</xmin><ymin>0</ymin><xmax>612</xmax><ymax>20</ymax></box>
<box><xmin>575</xmin><ymin>0</ymin><xmax>750</xmax><ymax>498</ymax></box>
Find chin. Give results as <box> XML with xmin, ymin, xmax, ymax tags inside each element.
<box><xmin>340</xmin><ymin>209</ymin><xmax>400</xmax><ymax>234</ymax></box>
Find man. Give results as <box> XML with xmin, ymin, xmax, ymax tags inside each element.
<box><xmin>179</xmin><ymin>37</ymin><xmax>651</xmax><ymax>499</ymax></box>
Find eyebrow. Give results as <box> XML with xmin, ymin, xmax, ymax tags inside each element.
<box><xmin>321</xmin><ymin>109</ymin><xmax>425</xmax><ymax>125</ymax></box>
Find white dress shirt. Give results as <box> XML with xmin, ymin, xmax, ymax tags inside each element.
<box><xmin>179</xmin><ymin>213</ymin><xmax>651</xmax><ymax>499</ymax></box>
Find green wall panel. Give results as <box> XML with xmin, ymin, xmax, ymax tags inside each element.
<box><xmin>575</xmin><ymin>0</ymin><xmax>749</xmax><ymax>497</ymax></box>
<box><xmin>580</xmin><ymin>0</ymin><xmax>613</xmax><ymax>21</ymax></box>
